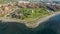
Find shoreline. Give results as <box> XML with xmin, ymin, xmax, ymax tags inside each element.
<box><xmin>0</xmin><ymin>12</ymin><xmax>60</xmax><ymax>28</ymax></box>
<box><xmin>25</xmin><ymin>12</ymin><xmax>60</xmax><ymax>28</ymax></box>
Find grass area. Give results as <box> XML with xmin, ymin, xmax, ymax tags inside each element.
<box><xmin>0</xmin><ymin>7</ymin><xmax>52</xmax><ymax>22</ymax></box>
<box><xmin>9</xmin><ymin>8</ymin><xmax>52</xmax><ymax>22</ymax></box>
<box><xmin>0</xmin><ymin>0</ymin><xmax>4</xmax><ymax>4</ymax></box>
<box><xmin>22</xmin><ymin>8</ymin><xmax>52</xmax><ymax>22</ymax></box>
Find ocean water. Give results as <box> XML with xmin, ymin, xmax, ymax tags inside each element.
<box><xmin>0</xmin><ymin>14</ymin><xmax>60</xmax><ymax>34</ymax></box>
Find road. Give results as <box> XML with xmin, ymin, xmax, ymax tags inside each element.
<box><xmin>0</xmin><ymin>17</ymin><xmax>26</xmax><ymax>23</ymax></box>
<box><xmin>4</xmin><ymin>7</ymin><xmax>19</xmax><ymax>17</ymax></box>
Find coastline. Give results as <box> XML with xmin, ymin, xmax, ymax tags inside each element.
<box><xmin>25</xmin><ymin>12</ymin><xmax>60</xmax><ymax>28</ymax></box>
<box><xmin>0</xmin><ymin>12</ymin><xmax>60</xmax><ymax>28</ymax></box>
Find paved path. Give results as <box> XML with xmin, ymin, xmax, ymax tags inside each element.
<box><xmin>0</xmin><ymin>17</ymin><xmax>26</xmax><ymax>23</ymax></box>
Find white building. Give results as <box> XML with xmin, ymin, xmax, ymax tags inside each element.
<box><xmin>18</xmin><ymin>1</ymin><xmax>30</xmax><ymax>3</ymax></box>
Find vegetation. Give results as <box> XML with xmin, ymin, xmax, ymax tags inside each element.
<box><xmin>8</xmin><ymin>8</ymin><xmax>52</xmax><ymax>22</ymax></box>
<box><xmin>0</xmin><ymin>0</ymin><xmax>3</xmax><ymax>4</ymax></box>
<box><xmin>0</xmin><ymin>0</ymin><xmax>53</xmax><ymax>22</ymax></box>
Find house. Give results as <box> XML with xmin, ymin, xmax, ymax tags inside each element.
<box><xmin>18</xmin><ymin>1</ymin><xmax>38</xmax><ymax>8</ymax></box>
<box><xmin>0</xmin><ymin>3</ymin><xmax>15</xmax><ymax>16</ymax></box>
<box><xmin>18</xmin><ymin>1</ymin><xmax>30</xmax><ymax>4</ymax></box>
<box><xmin>18</xmin><ymin>1</ymin><xmax>30</xmax><ymax>8</ymax></box>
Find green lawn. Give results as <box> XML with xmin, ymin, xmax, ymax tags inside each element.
<box><xmin>12</xmin><ymin>8</ymin><xmax>52</xmax><ymax>22</ymax></box>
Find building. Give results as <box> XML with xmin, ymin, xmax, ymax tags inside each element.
<box><xmin>18</xmin><ymin>1</ymin><xmax>30</xmax><ymax>3</ymax></box>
